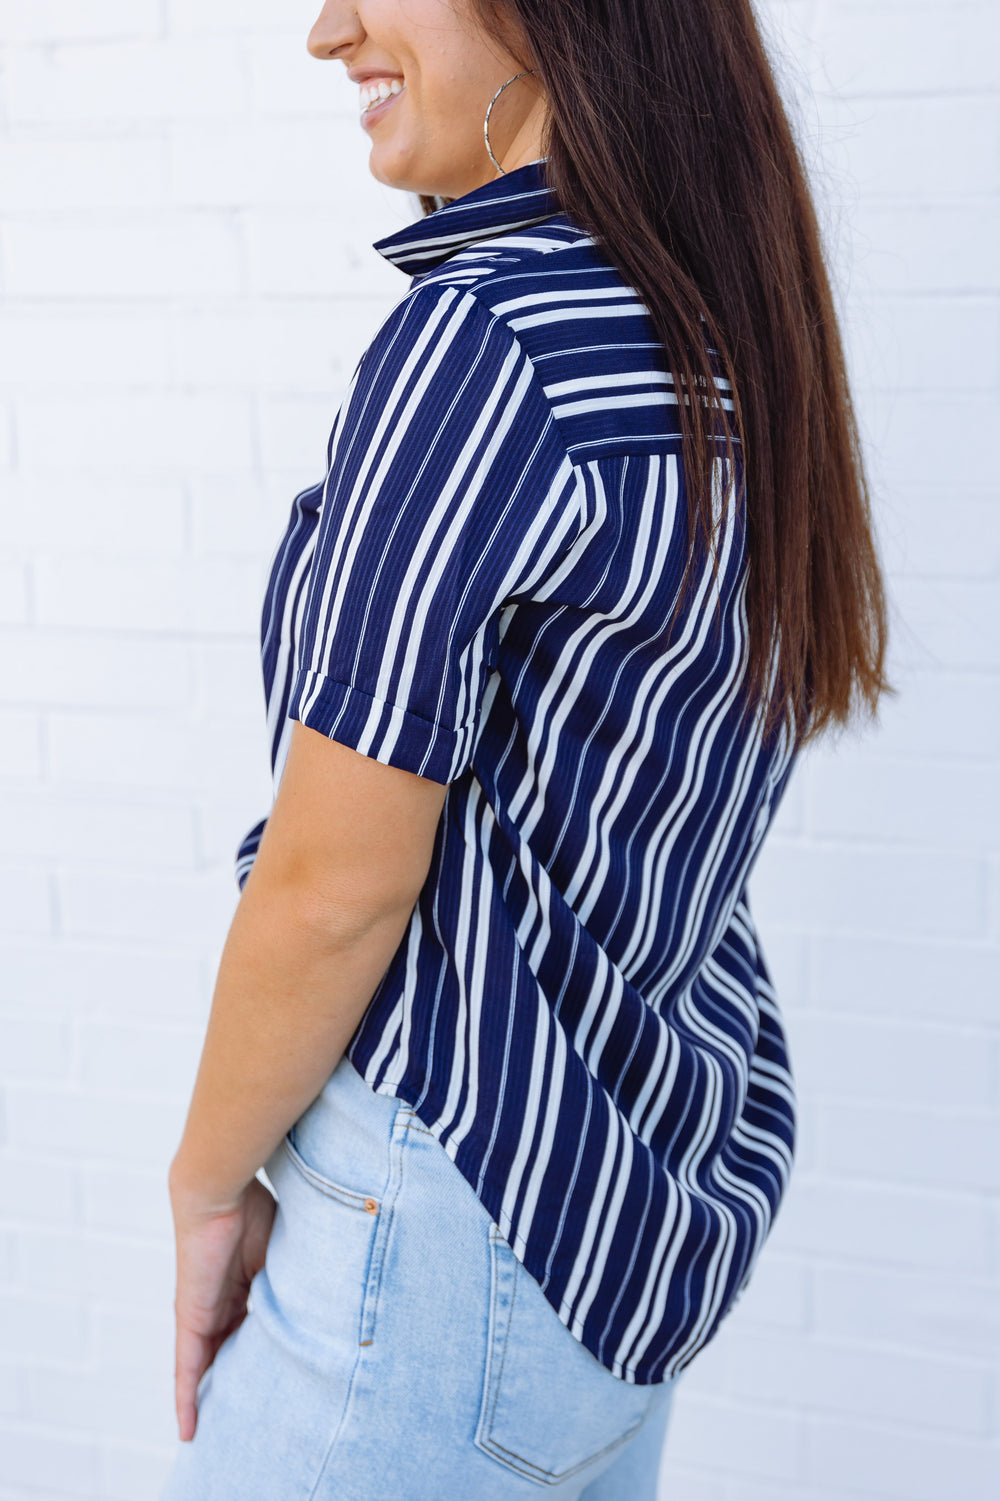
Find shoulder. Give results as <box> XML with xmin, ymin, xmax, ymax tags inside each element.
<box><xmin>401</xmin><ymin>219</ymin><xmax>687</xmax><ymax>464</ymax></box>
<box><xmin>363</xmin><ymin>218</ymin><xmax>691</xmax><ymax>465</ymax></box>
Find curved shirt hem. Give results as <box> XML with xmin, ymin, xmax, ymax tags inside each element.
<box><xmin>348</xmin><ymin>1052</ymin><xmax>703</xmax><ymax>1389</ymax></box>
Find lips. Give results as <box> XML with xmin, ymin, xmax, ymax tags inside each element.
<box><xmin>360</xmin><ymin>83</ymin><xmax>405</xmax><ymax>129</ymax></box>
<box><xmin>359</xmin><ymin>77</ymin><xmax>403</xmax><ymax>111</ymax></box>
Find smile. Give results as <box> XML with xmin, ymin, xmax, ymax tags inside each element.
<box><xmin>360</xmin><ymin>78</ymin><xmax>405</xmax><ymax>126</ymax></box>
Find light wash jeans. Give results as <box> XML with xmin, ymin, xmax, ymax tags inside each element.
<box><xmin>160</xmin><ymin>1055</ymin><xmax>679</xmax><ymax>1499</ymax></box>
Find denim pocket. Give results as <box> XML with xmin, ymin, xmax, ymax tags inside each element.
<box><xmin>473</xmin><ymin>1226</ymin><xmax>652</xmax><ymax>1485</ymax></box>
<box><xmin>282</xmin><ymin>1127</ymin><xmax>383</xmax><ymax>1215</ymax></box>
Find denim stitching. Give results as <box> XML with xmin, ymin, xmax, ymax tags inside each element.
<box><xmin>357</xmin><ymin>1109</ymin><xmax>408</xmax><ymax>1349</ymax></box>
<box><xmin>304</xmin><ymin>1104</ymin><xmax>408</xmax><ymax>1501</ymax></box>
<box><xmin>281</xmin><ymin>1134</ymin><xmax>380</xmax><ymax>1213</ymax></box>
<box><xmin>478</xmin><ymin>1234</ymin><xmax>646</xmax><ymax>1483</ymax></box>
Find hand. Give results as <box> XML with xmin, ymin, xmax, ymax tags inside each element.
<box><xmin>169</xmin><ymin>1173</ymin><xmax>278</xmax><ymax>1442</ymax></box>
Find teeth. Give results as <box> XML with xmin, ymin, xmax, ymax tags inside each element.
<box><xmin>360</xmin><ymin>78</ymin><xmax>403</xmax><ymax>112</ymax></box>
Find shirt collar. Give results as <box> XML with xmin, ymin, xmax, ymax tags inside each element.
<box><xmin>372</xmin><ymin>158</ymin><xmax>560</xmax><ymax>278</ymax></box>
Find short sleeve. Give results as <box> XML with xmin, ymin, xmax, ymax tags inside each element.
<box><xmin>287</xmin><ymin>282</ymin><xmax>581</xmax><ymax>784</ymax></box>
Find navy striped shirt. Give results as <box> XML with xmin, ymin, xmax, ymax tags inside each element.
<box><xmin>238</xmin><ymin>159</ymin><xmax>799</xmax><ymax>1385</ymax></box>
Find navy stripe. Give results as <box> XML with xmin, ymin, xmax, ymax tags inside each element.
<box><xmin>239</xmin><ymin>160</ymin><xmax>798</xmax><ymax>1384</ymax></box>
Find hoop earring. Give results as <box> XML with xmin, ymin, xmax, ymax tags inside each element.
<box><xmin>484</xmin><ymin>70</ymin><xmax>537</xmax><ymax>175</ymax></box>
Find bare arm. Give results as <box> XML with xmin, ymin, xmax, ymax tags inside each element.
<box><xmin>168</xmin><ymin>718</ymin><xmax>448</xmax><ymax>1209</ymax></box>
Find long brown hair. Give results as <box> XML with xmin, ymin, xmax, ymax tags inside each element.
<box><xmin>419</xmin><ymin>0</ymin><xmax>893</xmax><ymax>751</ymax></box>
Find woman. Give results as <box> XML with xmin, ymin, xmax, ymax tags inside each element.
<box><xmin>163</xmin><ymin>0</ymin><xmax>891</xmax><ymax>1496</ymax></box>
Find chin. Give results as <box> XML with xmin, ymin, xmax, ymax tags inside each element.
<box><xmin>368</xmin><ymin>147</ymin><xmax>418</xmax><ymax>194</ymax></box>
<box><xmin>368</xmin><ymin>137</ymin><xmax>479</xmax><ymax>201</ymax></box>
<box><xmin>370</xmin><ymin>166</ymin><xmax>437</xmax><ymax>201</ymax></box>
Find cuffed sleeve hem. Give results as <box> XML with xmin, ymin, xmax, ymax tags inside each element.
<box><xmin>288</xmin><ymin>667</ymin><xmax>464</xmax><ymax>785</ymax></box>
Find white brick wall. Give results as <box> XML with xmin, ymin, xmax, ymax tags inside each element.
<box><xmin>0</xmin><ymin>1</ymin><xmax>996</xmax><ymax>1496</ymax></box>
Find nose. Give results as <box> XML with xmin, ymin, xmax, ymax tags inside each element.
<box><xmin>307</xmin><ymin>1</ymin><xmax>364</xmax><ymax>60</ymax></box>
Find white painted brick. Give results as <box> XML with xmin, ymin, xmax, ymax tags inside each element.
<box><xmin>864</xmin><ymin>393</ymin><xmax>999</xmax><ymax>494</ymax></box>
<box><xmin>0</xmin><ymin>865</ymin><xmax>52</xmax><ymax>938</ymax></box>
<box><xmin>0</xmin><ymin>1154</ymin><xmax>78</xmax><ymax>1227</ymax></box>
<box><xmin>0</xmin><ymin>560</ymin><xmax>30</xmax><ymax>624</ymax></box>
<box><xmin>168</xmin><ymin>118</ymin><xmax>375</xmax><ymax>209</ymax></box>
<box><xmin>816</xmin><ymin>1101</ymin><xmax>1000</xmax><ymax>1192</ymax></box>
<box><xmin>3</xmin><ymin>215</ymin><xmax>244</xmax><ymax>298</ymax></box>
<box><xmin>892</xmin><ymin>578</ymin><xmax>1000</xmax><ymax>673</ymax></box>
<box><xmin>0</xmin><ymin>135</ymin><xmax>166</xmax><ymax>213</ymax></box>
<box><xmin>188</xmin><ymin>471</ymin><xmax>292</xmax><ymax>558</ymax></box>
<box><xmin>816</xmin><ymin>94</ymin><xmax>1000</xmax><ymax>202</ymax></box>
<box><xmin>248</xmin><ymin>211</ymin><xmax>410</xmax><ymax>298</ymax></box>
<box><xmin>35</xmin><ymin>554</ymin><xmax>260</xmax><ymax>633</ymax></box>
<box><xmin>0</xmin><ymin>630</ymin><xmax>193</xmax><ymax>711</ymax></box>
<box><xmin>171</xmin><ymin>300</ymin><xmax>373</xmax><ymax>393</ymax></box>
<box><xmin>192</xmin><ymin>640</ymin><xmax>267</xmax><ymax>717</ymax></box>
<box><xmin>47</xmin><ymin>712</ymin><xmax>269</xmax><ymax>802</ymax></box>
<box><xmin>246</xmin><ymin>28</ymin><xmax>359</xmax><ymax>119</ymax></box>
<box><xmin>0</xmin><ymin>795</ymin><xmax>197</xmax><ymax>869</ymax></box>
<box><xmin>0</xmin><ymin>1016</ymin><xmax>72</xmax><ymax>1081</ymax></box>
<box><xmin>815</xmin><ymin>1</ymin><xmax>1000</xmax><ymax>96</ymax></box>
<box><xmin>0</xmin><ymin>1292</ymin><xmax>90</xmax><ymax>1363</ymax></box>
<box><xmin>808</xmin><ymin>933</ymin><xmax>1000</xmax><ymax>1027</ymax></box>
<box><xmin>845</xmin><ymin>295</ymin><xmax>1000</xmax><ymax>394</ymax></box>
<box><xmin>804</xmin><ymin>1416</ymin><xmax>999</xmax><ymax>1501</ymax></box>
<box><xmin>0</xmin><ymin>710</ymin><xmax>42</xmax><ymax>776</ymax></box>
<box><xmin>0</xmin><ymin>402</ymin><xmax>14</xmax><ymax>469</ymax></box>
<box><xmin>0</xmin><ymin>1</ymin><xmax>997</xmax><ymax>1491</ymax></box>
<box><xmin>856</xmin><ymin>668</ymin><xmax>1000</xmax><ymax>763</ymax></box>
<box><xmin>725</xmin><ymin>1252</ymin><xmax>810</xmax><ymax>1332</ymax></box>
<box><xmin>881</xmin><ymin>493</ymin><xmax>1000</xmax><ymax>580</ymax></box>
<box><xmin>77</xmin><ymin>1019</ymin><xmax>202</xmax><ymax>1094</ymax></box>
<box><xmin>171</xmin><ymin>307</ymin><xmax>275</xmax><ymax>394</ymax></box>
<box><xmin>25</xmin><ymin>1362</ymin><xmax>174</xmax><ymax>1444</ymax></box>
<box><xmin>660</xmin><ymin>1394</ymin><xmax>803</xmax><ymax>1481</ymax></box>
<box><xmin>0</xmin><ymin>1489</ymin><xmax>104</xmax><ymax>1501</ymax></box>
<box><xmin>750</xmin><ymin>840</ymin><xmax>986</xmax><ymax>939</ymax></box>
<box><xmin>0</xmin><ymin>1422</ymin><xmax>100</xmax><ymax>1493</ymax></box>
<box><xmin>0</xmin><ymin>313</ymin><xmax>174</xmax><ymax>392</ymax></box>
<box><xmin>849</xmin><ymin>203</ymin><xmax>1000</xmax><ymax>294</ymax></box>
<box><xmin>0</xmin><ymin>0</ymin><xmax>160</xmax><ymax>42</ymax></box>
<box><xmin>4</xmin><ymin>39</ymin><xmax>250</xmax><ymax>126</ymax></box>
<box><xmin>2</xmin><ymin>942</ymin><xmax>207</xmax><ymax>1020</ymax></box>
<box><xmin>0</xmin><ymin>1361</ymin><xmax>19</xmax><ymax>1416</ymax></box>
<box><xmin>10</xmin><ymin>1227</ymin><xmax>85</xmax><ymax>1292</ymax></box>
<box><xmin>167</xmin><ymin>0</ymin><xmax>307</xmax><ymax>32</ymax></box>
<box><xmin>769</xmin><ymin>1012</ymin><xmax>992</xmax><ymax>1109</ymax></box>
<box><xmin>196</xmin><ymin>798</ymin><xmax>271</xmax><ymax>872</ymax></box>
<box><xmin>57</xmin><ymin>868</ymin><xmax>236</xmax><ymax>946</ymax></box>
<box><xmin>725</xmin><ymin>1328</ymin><xmax>991</xmax><ymax>1434</ymax></box>
<box><xmin>655</xmin><ymin>1469</ymin><xmax>725</xmax><ymax>1501</ymax></box>
<box><xmin>258</xmin><ymin>392</ymin><xmax>341</xmax><ymax>472</ymax></box>
<box><xmin>17</xmin><ymin>1228</ymin><xmax>173</xmax><ymax>1311</ymax></box>
<box><xmin>94</xmin><ymin>1305</ymin><xmax>173</xmax><ymax>1370</ymax></box>
<box><xmin>774</xmin><ymin>1171</ymin><xmax>992</xmax><ymax>1273</ymax></box>
<box><xmin>83</xmin><ymin>1164</ymin><xmax>174</xmax><ymax>1236</ymax></box>
<box><xmin>0</xmin><ymin>1230</ymin><xmax>17</xmax><ymax>1282</ymax></box>
<box><xmin>259</xmin><ymin>460</ymin><xmax>331</xmax><ymax>511</ymax></box>
<box><xmin>18</xmin><ymin>390</ymin><xmax>254</xmax><ymax>474</ymax></box>
<box><xmin>4</xmin><ymin>1086</ymin><xmax>186</xmax><ymax>1166</ymax></box>
<box><xmin>107</xmin><ymin>1440</ymin><xmax>184</xmax><ymax>1501</ymax></box>
<box><xmin>753</xmin><ymin>925</ymin><xmax>808</xmax><ymax>1016</ymax></box>
<box><xmin>721</xmin><ymin>1486</ymin><xmax>887</xmax><ymax>1501</ymax></box>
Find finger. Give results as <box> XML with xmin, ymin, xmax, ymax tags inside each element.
<box><xmin>174</xmin><ymin>1324</ymin><xmax>208</xmax><ymax>1442</ymax></box>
